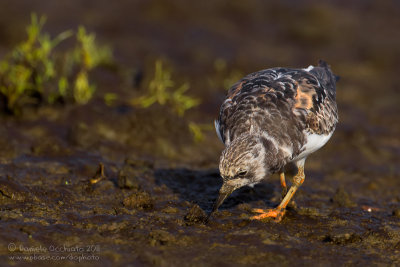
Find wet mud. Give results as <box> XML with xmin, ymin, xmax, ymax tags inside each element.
<box><xmin>1</xmin><ymin>0</ymin><xmax>400</xmax><ymax>266</ymax></box>
<box><xmin>0</xmin><ymin>100</ymin><xmax>399</xmax><ymax>266</ymax></box>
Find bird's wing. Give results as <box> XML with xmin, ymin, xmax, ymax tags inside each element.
<box><xmin>290</xmin><ymin>61</ymin><xmax>338</xmax><ymax>134</ymax></box>
<box><xmin>215</xmin><ymin>98</ymin><xmax>233</xmax><ymax>145</ymax></box>
<box><xmin>215</xmin><ymin>78</ymin><xmax>249</xmax><ymax>145</ymax></box>
<box><xmin>215</xmin><ymin>70</ymin><xmax>284</xmax><ymax>145</ymax></box>
<box><xmin>216</xmin><ymin>61</ymin><xmax>338</xmax><ymax>144</ymax></box>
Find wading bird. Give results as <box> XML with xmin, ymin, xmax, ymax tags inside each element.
<box><xmin>208</xmin><ymin>60</ymin><xmax>338</xmax><ymax>222</ymax></box>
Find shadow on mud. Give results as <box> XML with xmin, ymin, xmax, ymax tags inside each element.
<box><xmin>154</xmin><ymin>168</ymin><xmax>276</xmax><ymax>212</ymax></box>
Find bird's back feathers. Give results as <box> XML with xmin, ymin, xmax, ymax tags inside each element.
<box><xmin>216</xmin><ymin>61</ymin><xmax>338</xmax><ymax>163</ymax></box>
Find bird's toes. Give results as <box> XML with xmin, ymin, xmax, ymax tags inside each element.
<box><xmin>250</xmin><ymin>208</ymin><xmax>286</xmax><ymax>222</ymax></box>
<box><xmin>251</xmin><ymin>208</ymin><xmax>266</xmax><ymax>214</ymax></box>
<box><xmin>250</xmin><ymin>214</ymin><xmax>268</xmax><ymax>220</ymax></box>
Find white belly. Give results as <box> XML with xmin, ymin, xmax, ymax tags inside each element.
<box><xmin>291</xmin><ymin>132</ymin><xmax>333</xmax><ymax>162</ymax></box>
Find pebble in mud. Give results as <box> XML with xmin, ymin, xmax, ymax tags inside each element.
<box><xmin>183</xmin><ymin>204</ymin><xmax>207</xmax><ymax>225</ymax></box>
<box><xmin>123</xmin><ymin>191</ymin><xmax>153</xmax><ymax>210</ymax></box>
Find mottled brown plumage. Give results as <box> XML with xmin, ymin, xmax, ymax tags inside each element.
<box><xmin>209</xmin><ymin>60</ymin><xmax>339</xmax><ymax>222</ymax></box>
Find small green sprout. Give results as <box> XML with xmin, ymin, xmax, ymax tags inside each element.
<box><xmin>104</xmin><ymin>93</ymin><xmax>118</xmax><ymax>106</ymax></box>
<box><xmin>74</xmin><ymin>71</ymin><xmax>95</xmax><ymax>104</ymax></box>
<box><xmin>75</xmin><ymin>26</ymin><xmax>113</xmax><ymax>70</ymax></box>
<box><xmin>72</xmin><ymin>26</ymin><xmax>113</xmax><ymax>104</ymax></box>
<box><xmin>133</xmin><ymin>60</ymin><xmax>200</xmax><ymax>116</ymax></box>
<box><xmin>171</xmin><ymin>83</ymin><xmax>200</xmax><ymax>116</ymax></box>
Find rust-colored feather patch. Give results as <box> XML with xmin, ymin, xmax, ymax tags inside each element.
<box><xmin>227</xmin><ymin>81</ymin><xmax>244</xmax><ymax>99</ymax></box>
<box><xmin>294</xmin><ymin>79</ymin><xmax>316</xmax><ymax>110</ymax></box>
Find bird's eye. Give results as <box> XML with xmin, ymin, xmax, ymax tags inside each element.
<box><xmin>237</xmin><ymin>170</ymin><xmax>247</xmax><ymax>177</ymax></box>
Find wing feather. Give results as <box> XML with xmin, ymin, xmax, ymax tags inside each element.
<box><xmin>214</xmin><ymin>120</ymin><xmax>224</xmax><ymax>143</ymax></box>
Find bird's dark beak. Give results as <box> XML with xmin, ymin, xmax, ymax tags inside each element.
<box><xmin>205</xmin><ymin>183</ymin><xmax>235</xmax><ymax>223</ymax></box>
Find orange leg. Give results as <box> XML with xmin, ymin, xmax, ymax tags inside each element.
<box><xmin>251</xmin><ymin>163</ymin><xmax>305</xmax><ymax>222</ymax></box>
<box><xmin>280</xmin><ymin>172</ymin><xmax>287</xmax><ymax>199</ymax></box>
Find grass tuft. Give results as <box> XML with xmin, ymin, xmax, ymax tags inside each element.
<box><xmin>0</xmin><ymin>13</ymin><xmax>113</xmax><ymax>114</ymax></box>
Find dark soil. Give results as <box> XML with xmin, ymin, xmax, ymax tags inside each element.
<box><xmin>1</xmin><ymin>1</ymin><xmax>400</xmax><ymax>266</ymax></box>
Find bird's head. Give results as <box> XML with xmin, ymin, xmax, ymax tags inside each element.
<box><xmin>207</xmin><ymin>134</ymin><xmax>268</xmax><ymax>220</ymax></box>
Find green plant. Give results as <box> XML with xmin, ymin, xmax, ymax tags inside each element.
<box><xmin>188</xmin><ymin>122</ymin><xmax>214</xmax><ymax>143</ymax></box>
<box><xmin>0</xmin><ymin>14</ymin><xmax>72</xmax><ymax>111</ymax></box>
<box><xmin>132</xmin><ymin>60</ymin><xmax>200</xmax><ymax>116</ymax></box>
<box><xmin>0</xmin><ymin>13</ymin><xmax>113</xmax><ymax>113</ymax></box>
<box><xmin>73</xmin><ymin>26</ymin><xmax>113</xmax><ymax>104</ymax></box>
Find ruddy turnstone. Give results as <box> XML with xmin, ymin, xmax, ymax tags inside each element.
<box><xmin>208</xmin><ymin>60</ymin><xmax>338</xmax><ymax>222</ymax></box>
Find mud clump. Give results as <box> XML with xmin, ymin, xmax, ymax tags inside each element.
<box><xmin>149</xmin><ymin>230</ymin><xmax>176</xmax><ymax>246</ymax></box>
<box><xmin>323</xmin><ymin>229</ymin><xmax>362</xmax><ymax>245</ymax></box>
<box><xmin>123</xmin><ymin>191</ymin><xmax>153</xmax><ymax>210</ymax></box>
<box><xmin>117</xmin><ymin>158</ymin><xmax>153</xmax><ymax>189</ymax></box>
<box><xmin>117</xmin><ymin>169</ymin><xmax>140</xmax><ymax>190</ymax></box>
<box><xmin>331</xmin><ymin>187</ymin><xmax>356</xmax><ymax>208</ymax></box>
<box><xmin>0</xmin><ymin>176</ymin><xmax>31</xmax><ymax>202</ymax></box>
<box><xmin>184</xmin><ymin>204</ymin><xmax>207</xmax><ymax>225</ymax></box>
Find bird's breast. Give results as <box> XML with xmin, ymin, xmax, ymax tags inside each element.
<box><xmin>291</xmin><ymin>131</ymin><xmax>333</xmax><ymax>162</ymax></box>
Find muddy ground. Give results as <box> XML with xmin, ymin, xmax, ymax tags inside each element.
<box><xmin>0</xmin><ymin>1</ymin><xmax>400</xmax><ymax>266</ymax></box>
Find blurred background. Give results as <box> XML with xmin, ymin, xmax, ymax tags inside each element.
<box><xmin>0</xmin><ymin>0</ymin><xmax>397</xmax><ymax>173</ymax></box>
<box><xmin>0</xmin><ymin>0</ymin><xmax>399</xmax><ymax>265</ymax></box>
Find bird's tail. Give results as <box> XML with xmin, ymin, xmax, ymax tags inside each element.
<box><xmin>316</xmin><ymin>60</ymin><xmax>340</xmax><ymax>82</ymax></box>
<box><xmin>309</xmin><ymin>60</ymin><xmax>339</xmax><ymax>94</ymax></box>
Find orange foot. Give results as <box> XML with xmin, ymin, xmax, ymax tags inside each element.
<box><xmin>250</xmin><ymin>208</ymin><xmax>286</xmax><ymax>222</ymax></box>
